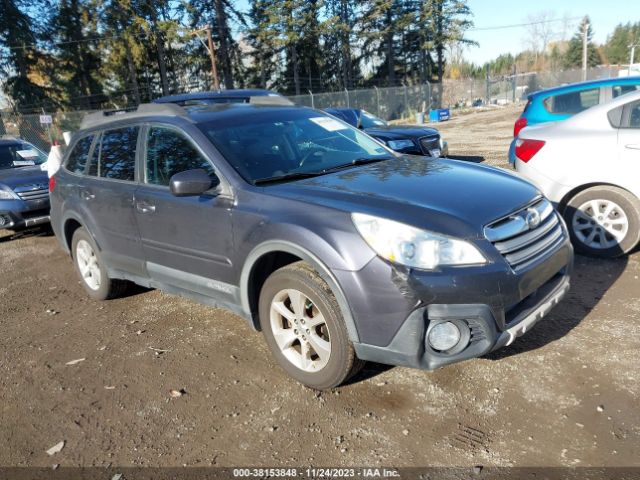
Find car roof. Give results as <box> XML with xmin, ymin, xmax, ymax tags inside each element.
<box><xmin>154</xmin><ymin>89</ymin><xmax>281</xmax><ymax>104</ymax></box>
<box><xmin>324</xmin><ymin>107</ymin><xmax>360</xmax><ymax>113</ymax></box>
<box><xmin>0</xmin><ymin>137</ymin><xmax>27</xmax><ymax>146</ymax></box>
<box><xmin>529</xmin><ymin>76</ymin><xmax>640</xmax><ymax>99</ymax></box>
<box><xmin>79</xmin><ymin>99</ymin><xmax>303</xmax><ymax>130</ymax></box>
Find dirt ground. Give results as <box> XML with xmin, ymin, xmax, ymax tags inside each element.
<box><xmin>1</xmin><ymin>106</ymin><xmax>639</xmax><ymax>471</ymax></box>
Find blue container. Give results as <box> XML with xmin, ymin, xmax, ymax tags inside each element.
<box><xmin>429</xmin><ymin>108</ymin><xmax>450</xmax><ymax>122</ymax></box>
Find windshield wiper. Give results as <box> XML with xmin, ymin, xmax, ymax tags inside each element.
<box><xmin>253</xmin><ymin>157</ymin><xmax>393</xmax><ymax>185</ymax></box>
<box><xmin>253</xmin><ymin>171</ymin><xmax>325</xmax><ymax>185</ymax></box>
<box><xmin>320</xmin><ymin>156</ymin><xmax>393</xmax><ymax>173</ymax></box>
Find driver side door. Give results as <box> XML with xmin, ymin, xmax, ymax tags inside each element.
<box><xmin>134</xmin><ymin>124</ymin><xmax>237</xmax><ymax>304</ymax></box>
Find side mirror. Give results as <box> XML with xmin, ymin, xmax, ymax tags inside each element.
<box><xmin>169</xmin><ymin>169</ymin><xmax>215</xmax><ymax>197</ymax></box>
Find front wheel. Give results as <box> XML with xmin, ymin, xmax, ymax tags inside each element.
<box><xmin>563</xmin><ymin>186</ymin><xmax>640</xmax><ymax>258</ymax></box>
<box><xmin>258</xmin><ymin>261</ymin><xmax>364</xmax><ymax>389</ymax></box>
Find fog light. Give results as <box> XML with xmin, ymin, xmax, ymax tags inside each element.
<box><xmin>428</xmin><ymin>322</ymin><xmax>461</xmax><ymax>351</ymax></box>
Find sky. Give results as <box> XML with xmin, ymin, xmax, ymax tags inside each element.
<box><xmin>464</xmin><ymin>0</ymin><xmax>628</xmax><ymax>64</ymax></box>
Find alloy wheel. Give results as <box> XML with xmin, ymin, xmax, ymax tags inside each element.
<box><xmin>76</xmin><ymin>239</ymin><xmax>102</xmax><ymax>291</ymax></box>
<box><xmin>572</xmin><ymin>199</ymin><xmax>629</xmax><ymax>250</ymax></box>
<box><xmin>269</xmin><ymin>288</ymin><xmax>331</xmax><ymax>372</ymax></box>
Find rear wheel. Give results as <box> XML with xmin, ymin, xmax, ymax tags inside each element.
<box><xmin>71</xmin><ymin>227</ymin><xmax>128</xmax><ymax>300</ymax></box>
<box><xmin>563</xmin><ymin>186</ymin><xmax>640</xmax><ymax>258</ymax></box>
<box><xmin>258</xmin><ymin>261</ymin><xmax>364</xmax><ymax>389</ymax></box>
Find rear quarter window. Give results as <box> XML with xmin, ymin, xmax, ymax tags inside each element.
<box><xmin>65</xmin><ymin>135</ymin><xmax>94</xmax><ymax>174</ymax></box>
<box><xmin>543</xmin><ymin>88</ymin><xmax>600</xmax><ymax>114</ymax></box>
<box><xmin>612</xmin><ymin>84</ymin><xmax>640</xmax><ymax>98</ymax></box>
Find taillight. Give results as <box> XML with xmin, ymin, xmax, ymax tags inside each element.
<box><xmin>49</xmin><ymin>175</ymin><xmax>56</xmax><ymax>192</ymax></box>
<box><xmin>515</xmin><ymin>139</ymin><xmax>545</xmax><ymax>163</ymax></box>
<box><xmin>514</xmin><ymin>117</ymin><xmax>528</xmax><ymax>137</ymax></box>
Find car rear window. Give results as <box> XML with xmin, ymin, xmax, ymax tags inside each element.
<box><xmin>543</xmin><ymin>88</ymin><xmax>600</xmax><ymax>114</ymax></box>
<box><xmin>88</xmin><ymin>126</ymin><xmax>139</xmax><ymax>181</ymax></box>
<box><xmin>65</xmin><ymin>135</ymin><xmax>94</xmax><ymax>174</ymax></box>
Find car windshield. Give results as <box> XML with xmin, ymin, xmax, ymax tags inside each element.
<box><xmin>360</xmin><ymin>111</ymin><xmax>387</xmax><ymax>128</ymax></box>
<box><xmin>0</xmin><ymin>142</ymin><xmax>47</xmax><ymax>170</ymax></box>
<box><xmin>199</xmin><ymin>108</ymin><xmax>392</xmax><ymax>184</ymax></box>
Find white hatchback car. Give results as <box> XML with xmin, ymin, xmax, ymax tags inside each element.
<box><xmin>511</xmin><ymin>90</ymin><xmax>640</xmax><ymax>257</ymax></box>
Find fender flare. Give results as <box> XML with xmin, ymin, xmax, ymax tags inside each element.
<box><xmin>240</xmin><ymin>240</ymin><xmax>361</xmax><ymax>343</ymax></box>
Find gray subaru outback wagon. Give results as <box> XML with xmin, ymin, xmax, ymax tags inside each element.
<box><xmin>50</xmin><ymin>100</ymin><xmax>573</xmax><ymax>389</ymax></box>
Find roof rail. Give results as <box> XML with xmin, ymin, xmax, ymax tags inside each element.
<box><xmin>80</xmin><ymin>103</ymin><xmax>188</xmax><ymax>130</ymax></box>
<box><xmin>248</xmin><ymin>96</ymin><xmax>295</xmax><ymax>106</ymax></box>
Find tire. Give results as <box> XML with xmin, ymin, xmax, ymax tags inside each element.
<box><xmin>563</xmin><ymin>186</ymin><xmax>640</xmax><ymax>258</ymax></box>
<box><xmin>71</xmin><ymin>227</ymin><xmax>128</xmax><ymax>300</ymax></box>
<box><xmin>258</xmin><ymin>261</ymin><xmax>364</xmax><ymax>389</ymax></box>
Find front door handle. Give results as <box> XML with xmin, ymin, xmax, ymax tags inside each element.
<box><xmin>136</xmin><ymin>201</ymin><xmax>156</xmax><ymax>214</ymax></box>
<box><xmin>625</xmin><ymin>144</ymin><xmax>640</xmax><ymax>150</ymax></box>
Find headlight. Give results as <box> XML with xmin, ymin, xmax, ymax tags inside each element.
<box><xmin>387</xmin><ymin>139</ymin><xmax>414</xmax><ymax>150</ymax></box>
<box><xmin>439</xmin><ymin>137</ymin><xmax>445</xmax><ymax>149</ymax></box>
<box><xmin>352</xmin><ymin>213</ymin><xmax>487</xmax><ymax>269</ymax></box>
<box><xmin>0</xmin><ymin>189</ymin><xmax>16</xmax><ymax>200</ymax></box>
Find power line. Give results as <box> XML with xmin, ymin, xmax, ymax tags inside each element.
<box><xmin>468</xmin><ymin>16</ymin><xmax>581</xmax><ymax>32</ymax></box>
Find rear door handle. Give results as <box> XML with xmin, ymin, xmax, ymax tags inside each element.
<box><xmin>625</xmin><ymin>144</ymin><xmax>640</xmax><ymax>150</ymax></box>
<box><xmin>136</xmin><ymin>201</ymin><xmax>156</xmax><ymax>214</ymax></box>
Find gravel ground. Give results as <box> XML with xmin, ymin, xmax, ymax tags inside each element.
<box><xmin>1</xmin><ymin>106</ymin><xmax>639</xmax><ymax>470</ymax></box>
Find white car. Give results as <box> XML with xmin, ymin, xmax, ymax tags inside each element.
<box><xmin>511</xmin><ymin>90</ymin><xmax>640</xmax><ymax>257</ymax></box>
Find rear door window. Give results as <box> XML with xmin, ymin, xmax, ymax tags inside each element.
<box><xmin>88</xmin><ymin>126</ymin><xmax>139</xmax><ymax>181</ymax></box>
<box><xmin>612</xmin><ymin>84</ymin><xmax>640</xmax><ymax>98</ymax></box>
<box><xmin>144</xmin><ymin>126</ymin><xmax>216</xmax><ymax>186</ymax></box>
<box><xmin>65</xmin><ymin>135</ymin><xmax>94</xmax><ymax>174</ymax></box>
<box><xmin>543</xmin><ymin>88</ymin><xmax>600</xmax><ymax>114</ymax></box>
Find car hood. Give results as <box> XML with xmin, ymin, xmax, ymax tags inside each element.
<box><xmin>268</xmin><ymin>157</ymin><xmax>540</xmax><ymax>237</ymax></box>
<box><xmin>364</xmin><ymin>125</ymin><xmax>440</xmax><ymax>140</ymax></box>
<box><xmin>0</xmin><ymin>166</ymin><xmax>48</xmax><ymax>189</ymax></box>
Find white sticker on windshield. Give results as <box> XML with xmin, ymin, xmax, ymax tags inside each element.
<box><xmin>17</xmin><ymin>149</ymin><xmax>39</xmax><ymax>159</ymax></box>
<box><xmin>310</xmin><ymin>117</ymin><xmax>348</xmax><ymax>131</ymax></box>
<box><xmin>13</xmin><ymin>160</ymin><xmax>35</xmax><ymax>166</ymax></box>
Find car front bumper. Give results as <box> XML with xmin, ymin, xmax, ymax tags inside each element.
<box><xmin>0</xmin><ymin>198</ymin><xmax>51</xmax><ymax>230</ymax></box>
<box><xmin>337</xmin><ymin>235</ymin><xmax>573</xmax><ymax>370</ymax></box>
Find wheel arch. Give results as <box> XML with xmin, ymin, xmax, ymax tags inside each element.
<box><xmin>61</xmin><ymin>211</ymin><xmax>103</xmax><ymax>255</ymax></box>
<box><xmin>240</xmin><ymin>241</ymin><xmax>360</xmax><ymax>343</ymax></box>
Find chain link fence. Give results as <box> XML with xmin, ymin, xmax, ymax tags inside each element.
<box><xmin>0</xmin><ymin>65</ymin><xmax>627</xmax><ymax>151</ymax></box>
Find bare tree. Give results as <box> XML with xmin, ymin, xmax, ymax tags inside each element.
<box><xmin>522</xmin><ymin>11</ymin><xmax>560</xmax><ymax>69</ymax></box>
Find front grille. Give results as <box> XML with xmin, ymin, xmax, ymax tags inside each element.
<box><xmin>14</xmin><ymin>185</ymin><xmax>49</xmax><ymax>201</ymax></box>
<box><xmin>484</xmin><ymin>198</ymin><xmax>565</xmax><ymax>271</ymax></box>
<box><xmin>419</xmin><ymin>135</ymin><xmax>440</xmax><ymax>155</ymax></box>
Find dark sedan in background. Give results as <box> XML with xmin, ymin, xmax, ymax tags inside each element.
<box><xmin>0</xmin><ymin>137</ymin><xmax>50</xmax><ymax>231</ymax></box>
<box><xmin>324</xmin><ymin>107</ymin><xmax>449</xmax><ymax>157</ymax></box>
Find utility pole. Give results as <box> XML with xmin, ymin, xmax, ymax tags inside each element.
<box><xmin>630</xmin><ymin>43</ymin><xmax>639</xmax><ymax>76</ymax></box>
<box><xmin>190</xmin><ymin>25</ymin><xmax>220</xmax><ymax>91</ymax></box>
<box><xmin>582</xmin><ymin>20</ymin><xmax>589</xmax><ymax>81</ymax></box>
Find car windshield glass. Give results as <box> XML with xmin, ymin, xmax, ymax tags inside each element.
<box><xmin>360</xmin><ymin>111</ymin><xmax>387</xmax><ymax>128</ymax></box>
<box><xmin>0</xmin><ymin>143</ymin><xmax>47</xmax><ymax>170</ymax></box>
<box><xmin>199</xmin><ymin>109</ymin><xmax>391</xmax><ymax>184</ymax></box>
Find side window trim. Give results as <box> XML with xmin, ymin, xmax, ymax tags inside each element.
<box><xmin>142</xmin><ymin>122</ymin><xmax>226</xmax><ymax>191</ymax></box>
